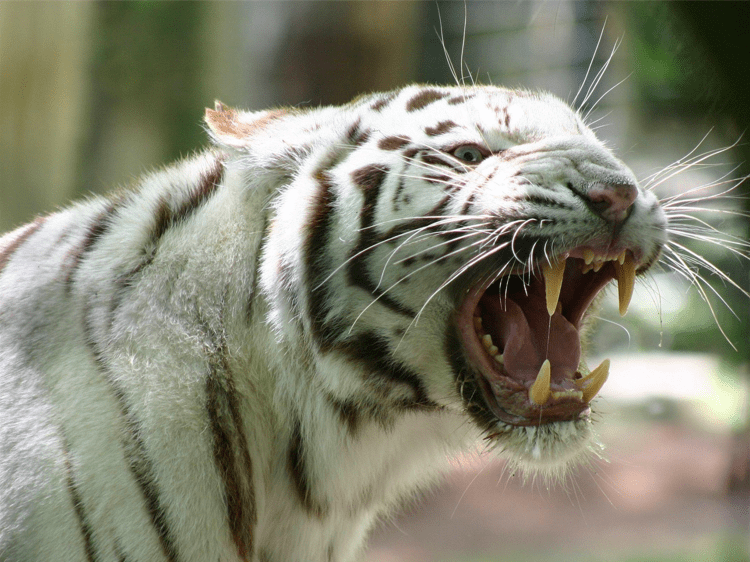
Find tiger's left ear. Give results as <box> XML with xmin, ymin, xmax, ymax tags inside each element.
<box><xmin>204</xmin><ymin>100</ymin><xmax>287</xmax><ymax>148</ymax></box>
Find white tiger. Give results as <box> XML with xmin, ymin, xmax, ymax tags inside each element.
<box><xmin>0</xmin><ymin>85</ymin><xmax>668</xmax><ymax>561</ymax></box>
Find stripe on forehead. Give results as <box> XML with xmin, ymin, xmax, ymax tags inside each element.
<box><xmin>406</xmin><ymin>89</ymin><xmax>448</xmax><ymax>112</ymax></box>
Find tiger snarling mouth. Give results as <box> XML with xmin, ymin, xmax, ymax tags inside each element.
<box><xmin>457</xmin><ymin>247</ymin><xmax>639</xmax><ymax>426</ymax></box>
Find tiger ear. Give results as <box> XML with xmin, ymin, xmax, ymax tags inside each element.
<box><xmin>204</xmin><ymin>100</ymin><xmax>287</xmax><ymax>148</ymax></box>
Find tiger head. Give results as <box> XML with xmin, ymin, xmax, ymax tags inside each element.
<box><xmin>206</xmin><ymin>85</ymin><xmax>668</xmax><ymax>475</ymax></box>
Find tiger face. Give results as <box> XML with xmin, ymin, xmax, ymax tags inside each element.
<box><xmin>208</xmin><ymin>85</ymin><xmax>667</xmax><ymax>473</ymax></box>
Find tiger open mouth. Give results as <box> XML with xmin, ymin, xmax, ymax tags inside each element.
<box><xmin>457</xmin><ymin>247</ymin><xmax>638</xmax><ymax>426</ymax></box>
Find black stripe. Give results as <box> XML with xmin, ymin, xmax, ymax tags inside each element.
<box><xmin>303</xmin><ymin>168</ymin><xmax>344</xmax><ymax>350</ymax></box>
<box><xmin>382</xmin><ymin>195</ymin><xmax>452</xmax><ymax>241</ymax></box>
<box><xmin>423</xmin><ymin>174</ymin><xmax>451</xmax><ymax>186</ymax></box>
<box><xmin>0</xmin><ymin>216</ymin><xmax>46</xmax><ymax>276</ymax></box>
<box><xmin>346</xmin><ymin>119</ymin><xmax>371</xmax><ymax>146</ymax></box>
<box><xmin>348</xmin><ymin>165</ymin><xmax>417</xmax><ymax>318</ymax></box>
<box><xmin>81</xmin><ymin>304</ymin><xmax>180</xmax><ymax>562</ymax></box>
<box><xmin>406</xmin><ymin>89</ymin><xmax>448</xmax><ymax>112</ymax></box>
<box><xmin>377</xmin><ymin>136</ymin><xmax>411</xmax><ymax>151</ymax></box>
<box><xmin>420</xmin><ymin>153</ymin><xmax>465</xmax><ymax>173</ymax></box>
<box><xmin>370</xmin><ymin>92</ymin><xmax>398</xmax><ymax>112</ymax></box>
<box><xmin>135</xmin><ymin>155</ymin><xmax>226</xmax><ymax>276</ymax></box>
<box><xmin>287</xmin><ymin>418</ymin><xmax>326</xmax><ymax>518</ymax></box>
<box><xmin>64</xmin><ymin>200</ymin><xmax>120</xmax><ymax>291</ymax></box>
<box><xmin>114</xmin><ymin>542</ymin><xmax>129</xmax><ymax>562</ymax></box>
<box><xmin>337</xmin><ymin>332</ymin><xmax>437</xmax><ymax>410</ymax></box>
<box><xmin>424</xmin><ymin>120</ymin><xmax>458</xmax><ymax>136</ymax></box>
<box><xmin>206</xmin><ymin>342</ymin><xmax>256</xmax><ymax>560</ymax></box>
<box><xmin>326</xmin><ymin>394</ymin><xmax>360</xmax><ymax>435</ymax></box>
<box><xmin>115</xmin><ymin>387</ymin><xmax>181</xmax><ymax>562</ymax></box>
<box><xmin>448</xmin><ymin>94</ymin><xmax>475</xmax><ymax>105</ymax></box>
<box><xmin>110</xmin><ymin>156</ymin><xmax>226</xmax><ymax>325</ymax></box>
<box><xmin>62</xmin><ymin>440</ymin><xmax>99</xmax><ymax>562</ymax></box>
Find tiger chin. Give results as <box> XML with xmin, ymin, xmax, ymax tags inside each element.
<box><xmin>0</xmin><ymin>85</ymin><xmax>666</xmax><ymax>561</ymax></box>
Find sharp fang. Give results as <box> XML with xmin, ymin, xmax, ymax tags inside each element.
<box><xmin>575</xmin><ymin>358</ymin><xmax>610</xmax><ymax>403</ymax></box>
<box><xmin>529</xmin><ymin>359</ymin><xmax>551</xmax><ymax>406</ymax></box>
<box><xmin>613</xmin><ymin>253</ymin><xmax>636</xmax><ymax>316</ymax></box>
<box><xmin>542</xmin><ymin>259</ymin><xmax>566</xmax><ymax>317</ymax></box>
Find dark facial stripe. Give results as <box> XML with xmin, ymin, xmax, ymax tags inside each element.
<box><xmin>377</xmin><ymin>136</ymin><xmax>411</xmax><ymax>151</ymax></box>
<box><xmin>382</xmin><ymin>194</ymin><xmax>452</xmax><ymax>241</ymax></box>
<box><xmin>420</xmin><ymin>153</ymin><xmax>464</xmax><ymax>173</ymax></box>
<box><xmin>0</xmin><ymin>216</ymin><xmax>46</xmax><ymax>277</ymax></box>
<box><xmin>206</xmin><ymin>344</ymin><xmax>256</xmax><ymax>560</ymax></box>
<box><xmin>287</xmin><ymin>418</ymin><xmax>326</xmax><ymax>518</ymax></box>
<box><xmin>304</xmin><ymin>168</ymin><xmax>344</xmax><ymax>350</ymax></box>
<box><xmin>425</xmin><ymin>120</ymin><xmax>458</xmax><ymax>137</ymax></box>
<box><xmin>337</xmin><ymin>332</ymin><xmax>437</xmax><ymax>409</ymax></box>
<box><xmin>62</xmin><ymin>439</ymin><xmax>99</xmax><ymax>562</ymax></box>
<box><xmin>348</xmin><ymin>165</ymin><xmax>417</xmax><ymax>318</ymax></box>
<box><xmin>406</xmin><ymin>89</ymin><xmax>448</xmax><ymax>112</ymax></box>
<box><xmin>81</xmin><ymin>304</ymin><xmax>180</xmax><ymax>562</ymax></box>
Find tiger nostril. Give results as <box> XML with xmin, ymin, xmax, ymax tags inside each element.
<box><xmin>568</xmin><ymin>181</ymin><xmax>638</xmax><ymax>224</ymax></box>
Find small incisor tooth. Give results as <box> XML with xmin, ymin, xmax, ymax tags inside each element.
<box><xmin>583</xmin><ymin>249</ymin><xmax>595</xmax><ymax>265</ymax></box>
<box><xmin>529</xmin><ymin>359</ymin><xmax>551</xmax><ymax>406</ymax></box>
<box><xmin>613</xmin><ymin>253</ymin><xmax>636</xmax><ymax>316</ymax></box>
<box><xmin>575</xmin><ymin>358</ymin><xmax>610</xmax><ymax>403</ymax></box>
<box><xmin>542</xmin><ymin>259</ymin><xmax>566</xmax><ymax>317</ymax></box>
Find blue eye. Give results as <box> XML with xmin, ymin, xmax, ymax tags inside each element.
<box><xmin>453</xmin><ymin>145</ymin><xmax>485</xmax><ymax>164</ymax></box>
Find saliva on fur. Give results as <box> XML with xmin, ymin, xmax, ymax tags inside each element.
<box><xmin>4</xmin><ymin>83</ymin><xmax>740</xmax><ymax>561</ymax></box>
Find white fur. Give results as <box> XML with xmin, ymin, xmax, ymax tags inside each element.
<box><xmin>0</xmin><ymin>86</ymin><xmax>666</xmax><ymax>561</ymax></box>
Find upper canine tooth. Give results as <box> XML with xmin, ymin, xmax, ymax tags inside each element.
<box><xmin>542</xmin><ymin>259</ymin><xmax>566</xmax><ymax>317</ymax></box>
<box><xmin>575</xmin><ymin>359</ymin><xmax>610</xmax><ymax>403</ymax></box>
<box><xmin>613</xmin><ymin>253</ymin><xmax>636</xmax><ymax>316</ymax></box>
<box><xmin>529</xmin><ymin>359</ymin><xmax>551</xmax><ymax>406</ymax></box>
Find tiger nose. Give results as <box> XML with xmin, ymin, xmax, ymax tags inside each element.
<box><xmin>584</xmin><ymin>182</ymin><xmax>638</xmax><ymax>224</ymax></box>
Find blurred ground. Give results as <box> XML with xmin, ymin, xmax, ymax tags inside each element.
<box><xmin>367</xmin><ymin>354</ymin><xmax>750</xmax><ymax>562</ymax></box>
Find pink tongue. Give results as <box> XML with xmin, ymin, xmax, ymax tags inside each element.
<box><xmin>487</xmin><ymin>296</ymin><xmax>580</xmax><ymax>383</ymax></box>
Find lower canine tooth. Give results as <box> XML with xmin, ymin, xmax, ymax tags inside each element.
<box><xmin>529</xmin><ymin>359</ymin><xmax>551</xmax><ymax>406</ymax></box>
<box><xmin>575</xmin><ymin>358</ymin><xmax>610</xmax><ymax>403</ymax></box>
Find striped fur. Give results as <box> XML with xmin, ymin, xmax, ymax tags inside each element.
<box><xmin>0</xmin><ymin>85</ymin><xmax>668</xmax><ymax>561</ymax></box>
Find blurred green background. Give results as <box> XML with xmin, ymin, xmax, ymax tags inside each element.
<box><xmin>1</xmin><ymin>1</ymin><xmax>749</xmax><ymax>561</ymax></box>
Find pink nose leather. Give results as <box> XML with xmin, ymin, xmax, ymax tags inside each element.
<box><xmin>587</xmin><ymin>183</ymin><xmax>638</xmax><ymax>223</ymax></box>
